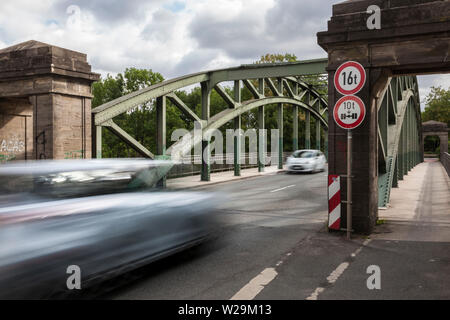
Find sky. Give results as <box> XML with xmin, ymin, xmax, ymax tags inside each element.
<box><xmin>0</xmin><ymin>0</ymin><xmax>448</xmax><ymax>110</ymax></box>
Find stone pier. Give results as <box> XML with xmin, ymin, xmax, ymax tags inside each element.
<box><xmin>0</xmin><ymin>40</ymin><xmax>99</xmax><ymax>162</ymax></box>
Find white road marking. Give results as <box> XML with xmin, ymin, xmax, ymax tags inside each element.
<box><xmin>306</xmin><ymin>239</ymin><xmax>372</xmax><ymax>300</ymax></box>
<box><xmin>326</xmin><ymin>262</ymin><xmax>349</xmax><ymax>284</ymax></box>
<box><xmin>270</xmin><ymin>185</ymin><xmax>295</xmax><ymax>193</ymax></box>
<box><xmin>230</xmin><ymin>268</ymin><xmax>278</xmax><ymax>300</ymax></box>
<box><xmin>306</xmin><ymin>287</ymin><xmax>325</xmax><ymax>300</ymax></box>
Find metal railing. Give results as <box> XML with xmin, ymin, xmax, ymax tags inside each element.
<box><xmin>442</xmin><ymin>152</ymin><xmax>450</xmax><ymax>177</ymax></box>
<box><xmin>167</xmin><ymin>152</ymin><xmax>292</xmax><ymax>179</ymax></box>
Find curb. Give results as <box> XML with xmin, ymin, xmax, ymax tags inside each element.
<box><xmin>167</xmin><ymin>169</ymin><xmax>287</xmax><ymax>190</ymax></box>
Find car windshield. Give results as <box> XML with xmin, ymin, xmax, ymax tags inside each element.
<box><xmin>292</xmin><ymin>151</ymin><xmax>316</xmax><ymax>158</ymax></box>
<box><xmin>0</xmin><ymin>160</ymin><xmax>172</xmax><ymax>200</ymax></box>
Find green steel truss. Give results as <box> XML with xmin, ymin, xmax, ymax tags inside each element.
<box><xmin>91</xmin><ymin>59</ymin><xmax>329</xmax><ymax>182</ymax></box>
<box><xmin>91</xmin><ymin>59</ymin><xmax>422</xmax><ymax>201</ymax></box>
<box><xmin>377</xmin><ymin>75</ymin><xmax>422</xmax><ymax>208</ymax></box>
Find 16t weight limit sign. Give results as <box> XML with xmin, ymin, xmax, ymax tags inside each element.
<box><xmin>334</xmin><ymin>61</ymin><xmax>366</xmax><ymax>95</ymax></box>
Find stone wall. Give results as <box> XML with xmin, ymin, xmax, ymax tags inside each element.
<box><xmin>0</xmin><ymin>40</ymin><xmax>99</xmax><ymax>160</ymax></box>
<box><xmin>0</xmin><ymin>98</ymin><xmax>33</xmax><ymax>162</ymax></box>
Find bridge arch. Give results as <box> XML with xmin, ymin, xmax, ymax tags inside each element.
<box><xmin>377</xmin><ymin>76</ymin><xmax>422</xmax><ymax>208</ymax></box>
<box><xmin>92</xmin><ymin>60</ymin><xmax>330</xmax><ymax>182</ymax></box>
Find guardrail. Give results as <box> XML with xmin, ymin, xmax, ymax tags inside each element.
<box><xmin>442</xmin><ymin>152</ymin><xmax>450</xmax><ymax>177</ymax></box>
<box><xmin>167</xmin><ymin>152</ymin><xmax>292</xmax><ymax>179</ymax></box>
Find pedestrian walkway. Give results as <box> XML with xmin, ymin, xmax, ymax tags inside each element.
<box><xmin>377</xmin><ymin>158</ymin><xmax>450</xmax><ymax>242</ymax></box>
<box><xmin>256</xmin><ymin>158</ymin><xmax>450</xmax><ymax>300</ymax></box>
<box><xmin>167</xmin><ymin>165</ymin><xmax>285</xmax><ymax>190</ymax></box>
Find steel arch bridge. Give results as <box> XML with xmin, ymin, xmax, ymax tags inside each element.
<box><xmin>91</xmin><ymin>59</ymin><xmax>422</xmax><ymax>209</ymax></box>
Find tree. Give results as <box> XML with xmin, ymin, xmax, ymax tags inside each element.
<box><xmin>421</xmin><ymin>86</ymin><xmax>450</xmax><ymax>154</ymax></box>
<box><xmin>92</xmin><ymin>55</ymin><xmax>330</xmax><ymax>159</ymax></box>
<box><xmin>422</xmin><ymin>86</ymin><xmax>450</xmax><ymax>127</ymax></box>
<box><xmin>256</xmin><ymin>53</ymin><xmax>298</xmax><ymax>64</ymax></box>
<box><xmin>92</xmin><ymin>68</ymin><xmax>167</xmax><ymax>158</ymax></box>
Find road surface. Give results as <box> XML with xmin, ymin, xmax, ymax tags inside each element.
<box><xmin>90</xmin><ymin>161</ymin><xmax>449</xmax><ymax>300</ymax></box>
<box><xmin>99</xmin><ymin>170</ymin><xmax>330</xmax><ymax>299</ymax></box>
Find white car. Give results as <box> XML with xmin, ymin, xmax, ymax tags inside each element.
<box><xmin>286</xmin><ymin>149</ymin><xmax>326</xmax><ymax>173</ymax></box>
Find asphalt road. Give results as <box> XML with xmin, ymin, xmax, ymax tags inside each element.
<box><xmin>94</xmin><ymin>162</ymin><xmax>449</xmax><ymax>300</ymax></box>
<box><xmin>99</xmin><ymin>170</ymin><xmax>330</xmax><ymax>299</ymax></box>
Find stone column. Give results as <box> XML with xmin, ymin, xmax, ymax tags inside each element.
<box><xmin>317</xmin><ymin>0</ymin><xmax>450</xmax><ymax>234</ymax></box>
<box><xmin>0</xmin><ymin>40</ymin><xmax>99</xmax><ymax>161</ymax></box>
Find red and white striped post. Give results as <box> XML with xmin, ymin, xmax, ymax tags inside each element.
<box><xmin>328</xmin><ymin>175</ymin><xmax>341</xmax><ymax>230</ymax></box>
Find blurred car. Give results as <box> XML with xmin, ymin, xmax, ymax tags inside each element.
<box><xmin>0</xmin><ymin>159</ymin><xmax>221</xmax><ymax>299</ymax></box>
<box><xmin>286</xmin><ymin>149</ymin><xmax>326</xmax><ymax>173</ymax></box>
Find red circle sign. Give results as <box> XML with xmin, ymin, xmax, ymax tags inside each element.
<box><xmin>334</xmin><ymin>61</ymin><xmax>366</xmax><ymax>95</ymax></box>
<box><xmin>333</xmin><ymin>95</ymin><xmax>366</xmax><ymax>130</ymax></box>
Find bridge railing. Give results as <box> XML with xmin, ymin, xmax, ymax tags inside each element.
<box><xmin>167</xmin><ymin>152</ymin><xmax>293</xmax><ymax>178</ymax></box>
<box><xmin>442</xmin><ymin>152</ymin><xmax>450</xmax><ymax>177</ymax></box>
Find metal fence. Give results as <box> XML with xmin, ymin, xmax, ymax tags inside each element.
<box><xmin>442</xmin><ymin>152</ymin><xmax>450</xmax><ymax>177</ymax></box>
<box><xmin>167</xmin><ymin>152</ymin><xmax>292</xmax><ymax>179</ymax></box>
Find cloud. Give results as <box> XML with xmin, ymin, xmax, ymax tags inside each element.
<box><xmin>188</xmin><ymin>0</ymin><xmax>330</xmax><ymax>61</ymax></box>
<box><xmin>417</xmin><ymin>74</ymin><xmax>450</xmax><ymax>110</ymax></box>
<box><xmin>55</xmin><ymin>0</ymin><xmax>160</xmax><ymax>24</ymax></box>
<box><xmin>0</xmin><ymin>0</ymin><xmax>447</xmax><ymax>101</ymax></box>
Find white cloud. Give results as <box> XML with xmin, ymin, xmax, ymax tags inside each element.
<box><xmin>417</xmin><ymin>74</ymin><xmax>450</xmax><ymax>110</ymax></box>
<box><xmin>0</xmin><ymin>0</ymin><xmax>447</xmax><ymax>103</ymax></box>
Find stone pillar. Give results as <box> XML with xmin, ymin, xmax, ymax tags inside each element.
<box><xmin>326</xmin><ymin>64</ymin><xmax>386</xmax><ymax>234</ymax></box>
<box><xmin>317</xmin><ymin>0</ymin><xmax>450</xmax><ymax>234</ymax></box>
<box><xmin>0</xmin><ymin>40</ymin><xmax>99</xmax><ymax>161</ymax></box>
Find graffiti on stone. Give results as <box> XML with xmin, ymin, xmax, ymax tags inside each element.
<box><xmin>0</xmin><ymin>138</ymin><xmax>25</xmax><ymax>153</ymax></box>
<box><xmin>0</xmin><ymin>137</ymin><xmax>25</xmax><ymax>163</ymax></box>
<box><xmin>64</xmin><ymin>150</ymin><xmax>84</xmax><ymax>159</ymax></box>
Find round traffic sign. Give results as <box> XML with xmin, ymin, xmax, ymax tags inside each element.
<box><xmin>334</xmin><ymin>61</ymin><xmax>366</xmax><ymax>95</ymax></box>
<box><xmin>333</xmin><ymin>95</ymin><xmax>366</xmax><ymax>130</ymax></box>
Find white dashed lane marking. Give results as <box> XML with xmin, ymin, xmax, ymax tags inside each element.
<box><xmin>306</xmin><ymin>239</ymin><xmax>372</xmax><ymax>300</ymax></box>
<box><xmin>230</xmin><ymin>268</ymin><xmax>278</xmax><ymax>300</ymax></box>
<box><xmin>270</xmin><ymin>185</ymin><xmax>295</xmax><ymax>193</ymax></box>
<box><xmin>230</xmin><ymin>251</ymin><xmax>294</xmax><ymax>300</ymax></box>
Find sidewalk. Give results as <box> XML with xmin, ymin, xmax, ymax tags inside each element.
<box><xmin>167</xmin><ymin>165</ymin><xmax>285</xmax><ymax>190</ymax></box>
<box><xmin>376</xmin><ymin>158</ymin><xmax>450</xmax><ymax>242</ymax></box>
<box><xmin>266</xmin><ymin>159</ymin><xmax>450</xmax><ymax>300</ymax></box>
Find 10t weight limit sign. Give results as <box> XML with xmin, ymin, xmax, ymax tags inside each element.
<box><xmin>333</xmin><ymin>95</ymin><xmax>366</xmax><ymax>130</ymax></box>
<box><xmin>334</xmin><ymin>61</ymin><xmax>366</xmax><ymax>95</ymax></box>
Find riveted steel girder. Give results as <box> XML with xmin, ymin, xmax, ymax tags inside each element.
<box><xmin>377</xmin><ymin>75</ymin><xmax>421</xmax><ymax>208</ymax></box>
<box><xmin>92</xmin><ymin>59</ymin><xmax>327</xmax><ymax>125</ymax></box>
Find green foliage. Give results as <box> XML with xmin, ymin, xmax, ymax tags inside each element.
<box><xmin>423</xmin><ymin>136</ymin><xmax>440</xmax><ymax>154</ymax></box>
<box><xmin>93</xmin><ymin>54</ymin><xmax>329</xmax><ymax>158</ymax></box>
<box><xmin>421</xmin><ymin>86</ymin><xmax>450</xmax><ymax>127</ymax></box>
<box><xmin>421</xmin><ymin>86</ymin><xmax>450</xmax><ymax>154</ymax></box>
<box><xmin>256</xmin><ymin>53</ymin><xmax>298</xmax><ymax>64</ymax></box>
<box><xmin>92</xmin><ymin>68</ymin><xmax>167</xmax><ymax>158</ymax></box>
